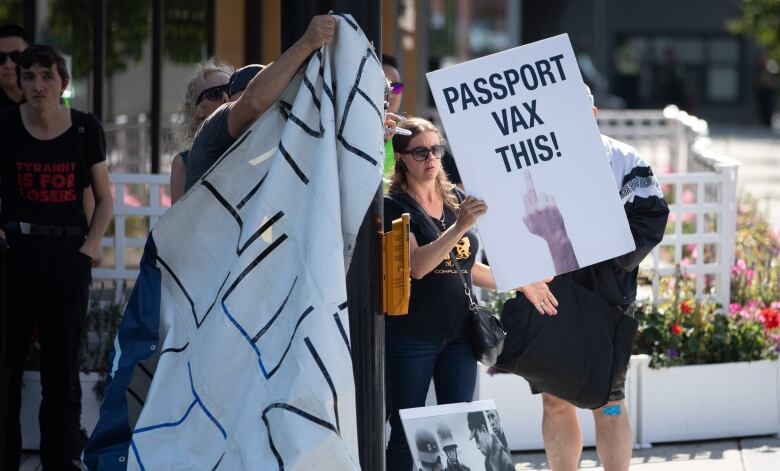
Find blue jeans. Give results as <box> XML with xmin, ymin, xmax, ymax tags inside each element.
<box><xmin>385</xmin><ymin>334</ymin><xmax>477</xmax><ymax>471</ymax></box>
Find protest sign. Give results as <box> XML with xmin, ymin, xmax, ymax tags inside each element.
<box><xmin>400</xmin><ymin>400</ymin><xmax>513</xmax><ymax>471</ymax></box>
<box><xmin>426</xmin><ymin>34</ymin><xmax>635</xmax><ymax>290</ymax></box>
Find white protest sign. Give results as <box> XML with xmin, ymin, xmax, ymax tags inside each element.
<box><xmin>426</xmin><ymin>33</ymin><xmax>635</xmax><ymax>290</ymax></box>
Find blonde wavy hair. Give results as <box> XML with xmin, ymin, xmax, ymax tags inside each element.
<box><xmin>174</xmin><ymin>57</ymin><xmax>234</xmax><ymax>149</ymax></box>
<box><xmin>388</xmin><ymin>117</ymin><xmax>459</xmax><ymax>210</ymax></box>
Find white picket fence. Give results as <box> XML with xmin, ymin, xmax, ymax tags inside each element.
<box><xmin>598</xmin><ymin>106</ymin><xmax>739</xmax><ymax>307</ymax></box>
<box><xmin>94</xmin><ymin>107</ymin><xmax>738</xmax><ymax>307</ymax></box>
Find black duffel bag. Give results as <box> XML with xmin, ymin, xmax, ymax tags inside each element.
<box><xmin>495</xmin><ymin>274</ymin><xmax>638</xmax><ymax>410</ymax></box>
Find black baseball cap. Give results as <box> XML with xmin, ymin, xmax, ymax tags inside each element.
<box><xmin>228</xmin><ymin>64</ymin><xmax>265</xmax><ymax>97</ymax></box>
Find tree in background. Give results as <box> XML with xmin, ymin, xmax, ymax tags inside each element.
<box><xmin>729</xmin><ymin>0</ymin><xmax>780</xmax><ymax>62</ymax></box>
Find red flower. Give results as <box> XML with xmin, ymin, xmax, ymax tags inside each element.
<box><xmin>759</xmin><ymin>308</ymin><xmax>780</xmax><ymax>330</ymax></box>
<box><xmin>671</xmin><ymin>324</ymin><xmax>684</xmax><ymax>335</ymax></box>
<box><xmin>679</xmin><ymin>300</ymin><xmax>693</xmax><ymax>314</ymax></box>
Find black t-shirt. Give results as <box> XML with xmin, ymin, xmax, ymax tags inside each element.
<box><xmin>384</xmin><ymin>190</ymin><xmax>479</xmax><ymax>339</ymax></box>
<box><xmin>0</xmin><ymin>107</ymin><xmax>106</xmax><ymax>227</ymax></box>
<box><xmin>0</xmin><ymin>88</ymin><xmax>21</xmax><ymax>110</ymax></box>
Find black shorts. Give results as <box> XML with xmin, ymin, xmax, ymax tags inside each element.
<box><xmin>529</xmin><ymin>304</ymin><xmax>635</xmax><ymax>403</ymax></box>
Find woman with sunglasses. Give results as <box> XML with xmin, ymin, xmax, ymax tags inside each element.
<box><xmin>170</xmin><ymin>58</ymin><xmax>233</xmax><ymax>203</ymax></box>
<box><xmin>384</xmin><ymin>117</ymin><xmax>556</xmax><ymax>470</ymax></box>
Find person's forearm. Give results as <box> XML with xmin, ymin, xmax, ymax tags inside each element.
<box><xmin>81</xmin><ymin>197</ymin><xmax>112</xmax><ymax>257</ymax></box>
<box><xmin>410</xmin><ymin>225</ymin><xmax>467</xmax><ymax>279</ymax></box>
<box><xmin>472</xmin><ymin>262</ymin><xmax>497</xmax><ymax>290</ymax></box>
<box><xmin>244</xmin><ymin>40</ymin><xmax>315</xmax><ymax>116</ymax></box>
<box><xmin>547</xmin><ymin>231</ymin><xmax>579</xmax><ymax>273</ymax></box>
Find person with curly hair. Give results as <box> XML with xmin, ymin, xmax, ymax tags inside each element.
<box><xmin>169</xmin><ymin>58</ymin><xmax>233</xmax><ymax>203</ymax></box>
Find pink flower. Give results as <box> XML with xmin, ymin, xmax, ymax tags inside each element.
<box><xmin>745</xmin><ymin>269</ymin><xmax>754</xmax><ymax>283</ymax></box>
<box><xmin>681</xmin><ymin>190</ymin><xmax>695</xmax><ymax>204</ymax></box>
<box><xmin>729</xmin><ymin>303</ymin><xmax>742</xmax><ymax>315</ymax></box>
<box><xmin>747</xmin><ymin>300</ymin><xmax>759</xmax><ymax>311</ymax></box>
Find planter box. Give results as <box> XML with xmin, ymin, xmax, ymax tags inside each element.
<box><xmin>475</xmin><ymin>358</ymin><xmax>640</xmax><ymax>451</ymax></box>
<box><xmin>635</xmin><ymin>355</ymin><xmax>780</xmax><ymax>445</ymax></box>
<box><xmin>21</xmin><ymin>371</ymin><xmax>103</xmax><ymax>450</ymax></box>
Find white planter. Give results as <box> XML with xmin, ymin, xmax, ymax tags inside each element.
<box><xmin>475</xmin><ymin>358</ymin><xmax>640</xmax><ymax>451</ymax></box>
<box><xmin>635</xmin><ymin>355</ymin><xmax>780</xmax><ymax>445</ymax></box>
<box><xmin>20</xmin><ymin>371</ymin><xmax>103</xmax><ymax>450</ymax></box>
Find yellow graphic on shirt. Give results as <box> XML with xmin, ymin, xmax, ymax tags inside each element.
<box><xmin>444</xmin><ymin>236</ymin><xmax>471</xmax><ymax>266</ymax></box>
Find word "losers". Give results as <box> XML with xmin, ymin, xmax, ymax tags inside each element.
<box><xmin>441</xmin><ymin>54</ymin><xmax>567</xmax><ymax>114</ymax></box>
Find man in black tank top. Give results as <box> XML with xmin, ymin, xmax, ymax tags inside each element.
<box><xmin>0</xmin><ymin>45</ymin><xmax>112</xmax><ymax>470</ymax></box>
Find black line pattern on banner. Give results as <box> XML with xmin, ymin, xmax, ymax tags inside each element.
<box><xmin>222</xmin><ymin>234</ymin><xmax>288</xmax><ymax>301</ymax></box>
<box><xmin>137</xmin><ymin>362</ymin><xmax>153</xmax><ymax>379</ymax></box>
<box><xmin>278</xmin><ymin>100</ymin><xmax>324</xmax><ymax>138</ymax></box>
<box><xmin>333</xmin><ymin>312</ymin><xmax>350</xmax><ymax>354</ymax></box>
<box><xmin>160</xmin><ymin>342</ymin><xmax>189</xmax><ymax>356</ymax></box>
<box><xmin>236</xmin><ymin>173</ymin><xmax>267</xmax><ymax>210</ymax></box>
<box><xmin>337</xmin><ymin>49</ymin><xmax>378</xmax><ymax>166</ymax></box>
<box><xmin>302</xmin><ymin>75</ymin><xmax>321</xmax><ymax>110</ymax></box>
<box><xmin>262</xmin><ymin>306</ymin><xmax>315</xmax><ymax>378</ymax></box>
<box><xmin>128</xmin><ymin>387</ymin><xmax>145</xmax><ymax>406</ymax></box>
<box><xmin>238</xmin><ymin>212</ymin><xmax>284</xmax><ymax>256</ymax></box>
<box><xmin>210</xmin><ymin>452</ymin><xmax>226</xmax><ymax>471</ymax></box>
<box><xmin>201</xmin><ymin>181</ymin><xmax>243</xmax><ymax>228</ymax></box>
<box><xmin>252</xmin><ymin>277</ymin><xmax>299</xmax><ymax>342</ymax></box>
<box><xmin>304</xmin><ymin>338</ymin><xmax>340</xmax><ymax>433</ymax></box>
<box><xmin>200</xmin><ymin>129</ymin><xmax>253</xmax><ymax>182</ymax></box>
<box><xmin>278</xmin><ymin>142</ymin><xmax>309</xmax><ymax>184</ymax></box>
<box><xmin>202</xmin><ymin>273</ymin><xmax>231</xmax><ymax>322</ymax></box>
<box><xmin>155</xmin><ymin>255</ymin><xmax>200</xmax><ymax>326</ymax></box>
<box><xmin>356</xmin><ymin>87</ymin><xmax>383</xmax><ymax>122</ymax></box>
<box><xmin>261</xmin><ymin>402</ymin><xmax>338</xmax><ymax>471</ymax></box>
<box><xmin>332</xmin><ymin>13</ymin><xmax>357</xmax><ymax>30</ymax></box>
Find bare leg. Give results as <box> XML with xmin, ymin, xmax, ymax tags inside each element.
<box><xmin>541</xmin><ymin>393</ymin><xmax>582</xmax><ymax>471</ymax></box>
<box><xmin>592</xmin><ymin>400</ymin><xmax>632</xmax><ymax>471</ymax></box>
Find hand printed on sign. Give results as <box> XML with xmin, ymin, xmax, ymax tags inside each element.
<box><xmin>521</xmin><ymin>171</ymin><xmax>580</xmax><ymax>274</ymax></box>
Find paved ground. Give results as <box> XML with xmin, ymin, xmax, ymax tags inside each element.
<box><xmin>509</xmin><ymin>436</ymin><xmax>780</xmax><ymax>470</ymax></box>
<box><xmin>707</xmin><ymin>124</ymin><xmax>780</xmax><ymax>231</ymax></box>
<box><xmin>19</xmin><ymin>436</ymin><xmax>780</xmax><ymax>470</ymax></box>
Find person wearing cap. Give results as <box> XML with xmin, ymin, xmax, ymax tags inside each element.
<box><xmin>184</xmin><ymin>15</ymin><xmax>336</xmax><ymax>191</ymax></box>
<box><xmin>467</xmin><ymin>412</ymin><xmax>514</xmax><ymax>471</ymax></box>
<box><xmin>0</xmin><ymin>23</ymin><xmax>28</xmax><ymax>109</ymax></box>
<box><xmin>437</xmin><ymin>424</ymin><xmax>470</xmax><ymax>471</ymax></box>
<box><xmin>415</xmin><ymin>429</ymin><xmax>445</xmax><ymax>471</ymax></box>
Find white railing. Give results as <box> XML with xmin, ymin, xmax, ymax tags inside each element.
<box><xmin>93</xmin><ymin>173</ymin><xmax>170</xmax><ymax>302</ymax></box>
<box><xmin>599</xmin><ymin>106</ymin><xmax>738</xmax><ymax>307</ymax></box>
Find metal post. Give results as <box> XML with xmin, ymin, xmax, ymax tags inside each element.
<box><xmin>281</xmin><ymin>2</ymin><xmax>384</xmax><ymax>469</ymax></box>
<box><xmin>92</xmin><ymin>0</ymin><xmax>105</xmax><ymax>121</ymax></box>
<box><xmin>23</xmin><ymin>1</ymin><xmax>36</xmax><ymax>41</ymax></box>
<box><xmin>206</xmin><ymin>0</ymin><xmax>215</xmax><ymax>58</ymax></box>
<box><xmin>151</xmin><ymin>0</ymin><xmax>162</xmax><ymax>174</ymax></box>
<box><xmin>244</xmin><ymin>0</ymin><xmax>262</xmax><ymax>64</ymax></box>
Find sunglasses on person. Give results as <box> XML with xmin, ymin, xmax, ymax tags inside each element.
<box><xmin>399</xmin><ymin>144</ymin><xmax>446</xmax><ymax>161</ymax></box>
<box><xmin>389</xmin><ymin>81</ymin><xmax>404</xmax><ymax>95</ymax></box>
<box><xmin>0</xmin><ymin>50</ymin><xmax>22</xmax><ymax>64</ymax></box>
<box><xmin>195</xmin><ymin>84</ymin><xmax>228</xmax><ymax>105</ymax></box>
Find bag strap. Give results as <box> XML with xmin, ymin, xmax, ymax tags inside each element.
<box><xmin>396</xmin><ymin>191</ymin><xmax>477</xmax><ymax>310</ymax></box>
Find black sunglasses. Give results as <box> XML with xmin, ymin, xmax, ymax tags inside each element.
<box><xmin>196</xmin><ymin>84</ymin><xmax>228</xmax><ymax>105</ymax></box>
<box><xmin>0</xmin><ymin>50</ymin><xmax>22</xmax><ymax>64</ymax></box>
<box><xmin>399</xmin><ymin>144</ymin><xmax>446</xmax><ymax>162</ymax></box>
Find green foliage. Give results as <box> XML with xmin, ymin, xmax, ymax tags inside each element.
<box><xmin>0</xmin><ymin>0</ymin><xmax>23</xmax><ymax>24</ymax></box>
<box><xmin>729</xmin><ymin>0</ymin><xmax>780</xmax><ymax>63</ymax></box>
<box><xmin>635</xmin><ymin>197</ymin><xmax>780</xmax><ymax>368</ymax></box>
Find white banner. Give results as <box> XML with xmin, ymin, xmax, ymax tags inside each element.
<box><xmin>426</xmin><ymin>34</ymin><xmax>634</xmax><ymax>290</ymax></box>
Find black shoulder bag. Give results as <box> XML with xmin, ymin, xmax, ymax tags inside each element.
<box><xmin>396</xmin><ymin>192</ymin><xmax>506</xmax><ymax>367</ymax></box>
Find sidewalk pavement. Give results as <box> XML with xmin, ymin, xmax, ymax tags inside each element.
<box><xmin>21</xmin><ymin>436</ymin><xmax>780</xmax><ymax>470</ymax></box>
<box><xmin>707</xmin><ymin>124</ymin><xmax>780</xmax><ymax>231</ymax></box>
<box><xmin>511</xmin><ymin>435</ymin><xmax>780</xmax><ymax>470</ymax></box>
